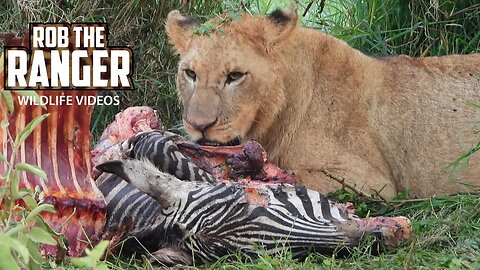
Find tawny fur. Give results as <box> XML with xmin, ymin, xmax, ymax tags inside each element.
<box><xmin>166</xmin><ymin>9</ymin><xmax>480</xmax><ymax>199</ymax></box>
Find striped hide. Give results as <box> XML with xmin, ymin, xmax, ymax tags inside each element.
<box><xmin>96</xmin><ymin>131</ymin><xmax>410</xmax><ymax>265</ymax></box>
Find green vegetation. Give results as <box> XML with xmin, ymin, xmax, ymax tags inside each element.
<box><xmin>0</xmin><ymin>0</ymin><xmax>479</xmax><ymax>269</ymax></box>
<box><xmin>0</xmin><ymin>91</ymin><xmax>58</xmax><ymax>270</ymax></box>
<box><xmin>301</xmin><ymin>0</ymin><xmax>480</xmax><ymax>56</ymax></box>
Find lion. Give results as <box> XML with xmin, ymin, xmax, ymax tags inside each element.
<box><xmin>165</xmin><ymin>8</ymin><xmax>480</xmax><ymax>199</ymax></box>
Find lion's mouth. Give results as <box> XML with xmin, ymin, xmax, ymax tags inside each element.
<box><xmin>196</xmin><ymin>138</ymin><xmax>242</xmax><ymax>147</ymax></box>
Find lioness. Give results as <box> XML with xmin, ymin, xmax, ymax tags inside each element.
<box><xmin>166</xmin><ymin>8</ymin><xmax>480</xmax><ymax>199</ymax></box>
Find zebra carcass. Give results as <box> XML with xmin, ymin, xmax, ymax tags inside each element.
<box><xmin>95</xmin><ymin>129</ymin><xmax>411</xmax><ymax>265</ymax></box>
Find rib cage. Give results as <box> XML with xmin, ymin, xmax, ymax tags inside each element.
<box><xmin>1</xmin><ymin>31</ymin><xmax>106</xmax><ymax>256</ymax></box>
<box><xmin>0</xmin><ymin>89</ymin><xmax>107</xmax><ymax>257</ymax></box>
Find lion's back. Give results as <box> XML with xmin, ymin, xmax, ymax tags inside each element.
<box><xmin>373</xmin><ymin>53</ymin><xmax>480</xmax><ymax>195</ymax></box>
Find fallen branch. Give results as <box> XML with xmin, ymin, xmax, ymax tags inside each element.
<box><xmin>321</xmin><ymin>170</ymin><xmax>436</xmax><ymax>209</ymax></box>
<box><xmin>390</xmin><ymin>198</ymin><xmax>430</xmax><ymax>209</ymax></box>
<box><xmin>320</xmin><ymin>169</ymin><xmax>386</xmax><ymax>202</ymax></box>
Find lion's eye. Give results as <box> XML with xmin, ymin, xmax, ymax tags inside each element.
<box><xmin>184</xmin><ymin>69</ymin><xmax>196</xmax><ymax>81</ymax></box>
<box><xmin>226</xmin><ymin>71</ymin><xmax>245</xmax><ymax>84</ymax></box>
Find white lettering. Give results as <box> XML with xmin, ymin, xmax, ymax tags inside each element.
<box><xmin>7</xmin><ymin>50</ymin><xmax>28</xmax><ymax>87</ymax></box>
<box><xmin>110</xmin><ymin>50</ymin><xmax>131</xmax><ymax>87</ymax></box>
<box><xmin>44</xmin><ymin>27</ymin><xmax>57</xmax><ymax>48</ymax></box>
<box><xmin>58</xmin><ymin>27</ymin><xmax>69</xmax><ymax>48</ymax></box>
<box><xmin>71</xmin><ymin>50</ymin><xmax>90</xmax><ymax>87</ymax></box>
<box><xmin>72</xmin><ymin>27</ymin><xmax>83</xmax><ymax>47</ymax></box>
<box><xmin>32</xmin><ymin>27</ymin><xmax>44</xmax><ymax>48</ymax></box>
<box><xmin>95</xmin><ymin>27</ymin><xmax>105</xmax><ymax>47</ymax></box>
<box><xmin>92</xmin><ymin>50</ymin><xmax>108</xmax><ymax>87</ymax></box>
<box><xmin>28</xmin><ymin>50</ymin><xmax>49</xmax><ymax>87</ymax></box>
<box><xmin>50</xmin><ymin>50</ymin><xmax>70</xmax><ymax>87</ymax></box>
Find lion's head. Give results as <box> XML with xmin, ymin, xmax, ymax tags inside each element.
<box><xmin>166</xmin><ymin>9</ymin><xmax>298</xmax><ymax>146</ymax></box>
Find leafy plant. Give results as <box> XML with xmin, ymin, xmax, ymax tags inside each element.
<box><xmin>327</xmin><ymin>188</ymin><xmax>372</xmax><ymax>217</ymax></box>
<box><xmin>192</xmin><ymin>11</ymin><xmax>243</xmax><ymax>35</ymax></box>
<box><xmin>71</xmin><ymin>240</ymin><xmax>110</xmax><ymax>270</ymax></box>
<box><xmin>0</xmin><ymin>89</ymin><xmax>61</xmax><ymax>270</ymax></box>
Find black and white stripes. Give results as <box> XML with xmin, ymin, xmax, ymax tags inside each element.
<box><xmin>96</xmin><ymin>131</ymin><xmax>362</xmax><ymax>265</ymax></box>
<box><xmin>121</xmin><ymin>131</ymin><xmax>216</xmax><ymax>183</ymax></box>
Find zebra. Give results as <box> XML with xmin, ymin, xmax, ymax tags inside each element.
<box><xmin>95</xmin><ymin>130</ymin><xmax>216</xmax><ymax>255</ymax></box>
<box><xmin>95</xmin><ymin>130</ymin><xmax>410</xmax><ymax>265</ymax></box>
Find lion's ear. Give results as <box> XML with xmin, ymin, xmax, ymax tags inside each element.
<box><xmin>166</xmin><ymin>10</ymin><xmax>201</xmax><ymax>55</ymax></box>
<box><xmin>263</xmin><ymin>8</ymin><xmax>298</xmax><ymax>49</ymax></box>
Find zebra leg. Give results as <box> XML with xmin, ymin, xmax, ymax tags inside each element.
<box><xmin>96</xmin><ymin>158</ymin><xmax>197</xmax><ymax>209</ymax></box>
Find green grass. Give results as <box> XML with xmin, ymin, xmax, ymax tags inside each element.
<box><xmin>1</xmin><ymin>0</ymin><xmax>479</xmax><ymax>269</ymax></box>
<box><xmin>47</xmin><ymin>194</ymin><xmax>478</xmax><ymax>270</ymax></box>
<box><xmin>299</xmin><ymin>0</ymin><xmax>480</xmax><ymax>56</ymax></box>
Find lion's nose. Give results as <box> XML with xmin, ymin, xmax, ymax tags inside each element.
<box><xmin>186</xmin><ymin>118</ymin><xmax>216</xmax><ymax>132</ymax></box>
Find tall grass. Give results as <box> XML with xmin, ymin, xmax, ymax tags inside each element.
<box><xmin>240</xmin><ymin>0</ymin><xmax>480</xmax><ymax>56</ymax></box>
<box><xmin>0</xmin><ymin>0</ymin><xmax>223</xmax><ymax>140</ymax></box>
<box><xmin>299</xmin><ymin>0</ymin><xmax>480</xmax><ymax>56</ymax></box>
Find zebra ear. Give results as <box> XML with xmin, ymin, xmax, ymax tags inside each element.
<box><xmin>96</xmin><ymin>160</ymin><xmax>131</xmax><ymax>183</ymax></box>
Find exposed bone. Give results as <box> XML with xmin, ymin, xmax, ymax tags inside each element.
<box><xmin>91</xmin><ymin>106</ymin><xmax>162</xmax><ymax>170</ymax></box>
<box><xmin>1</xmin><ymin>32</ymin><xmax>106</xmax><ymax>257</ymax></box>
